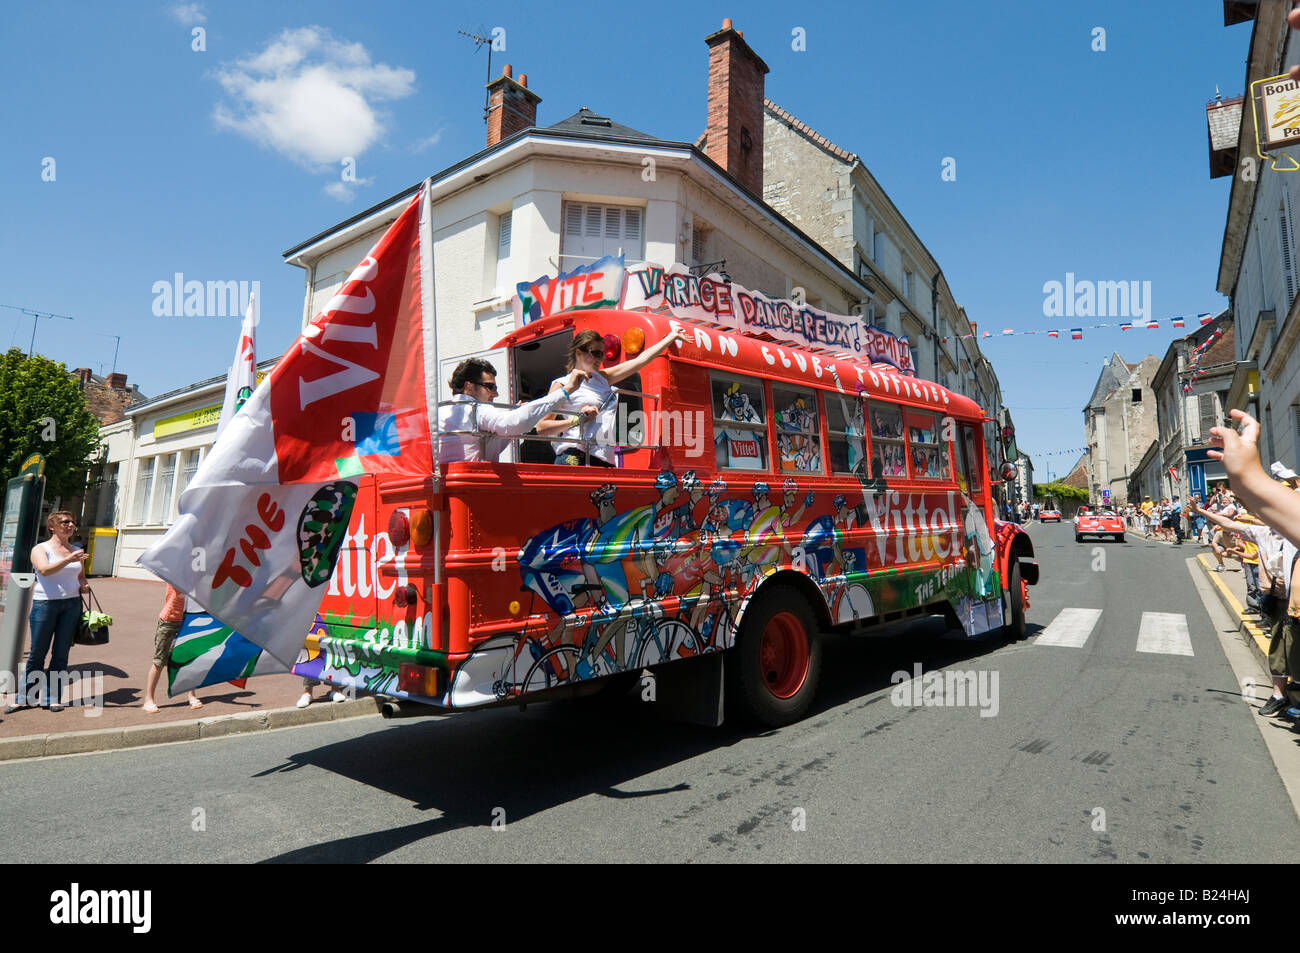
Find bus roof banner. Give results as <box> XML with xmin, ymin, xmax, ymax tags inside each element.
<box><xmin>512</xmin><ymin>254</ymin><xmax>627</xmax><ymax>325</ymax></box>
<box><xmin>140</xmin><ymin>188</ymin><xmax>433</xmax><ymax>667</ymax></box>
<box><xmin>624</xmin><ymin>261</ymin><xmax>915</xmax><ymax>374</ymax></box>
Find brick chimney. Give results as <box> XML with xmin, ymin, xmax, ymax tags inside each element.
<box><xmin>486</xmin><ymin>64</ymin><xmax>541</xmax><ymax>147</ymax></box>
<box><xmin>704</xmin><ymin>18</ymin><xmax>769</xmax><ymax>196</ymax></box>
<box><xmin>106</xmin><ymin>372</ymin><xmax>127</xmax><ymax>390</ymax></box>
<box><xmin>72</xmin><ymin>368</ymin><xmax>92</xmax><ymax>387</ymax></box>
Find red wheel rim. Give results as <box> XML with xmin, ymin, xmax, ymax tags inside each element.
<box><xmin>758</xmin><ymin>611</ymin><xmax>810</xmax><ymax>699</ymax></box>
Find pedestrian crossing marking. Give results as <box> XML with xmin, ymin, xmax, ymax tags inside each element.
<box><xmin>1136</xmin><ymin>611</ymin><xmax>1194</xmax><ymax>656</ymax></box>
<box><xmin>1034</xmin><ymin>607</ymin><xmax>1103</xmax><ymax>647</ymax></box>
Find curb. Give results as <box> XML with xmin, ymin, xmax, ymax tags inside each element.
<box><xmin>0</xmin><ymin>696</ymin><xmax>381</xmax><ymax>764</ymax></box>
<box><xmin>1194</xmin><ymin>553</ymin><xmax>1271</xmax><ymax>668</ymax></box>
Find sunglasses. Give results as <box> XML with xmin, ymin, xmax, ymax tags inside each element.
<box><xmin>475</xmin><ymin>380</ymin><xmax>498</xmax><ymax>393</ymax></box>
<box><xmin>59</xmin><ymin>519</ymin><xmax>76</xmax><ymax>525</ymax></box>
<box><xmin>581</xmin><ymin>347</ymin><xmax>605</xmax><ymax>358</ymax></box>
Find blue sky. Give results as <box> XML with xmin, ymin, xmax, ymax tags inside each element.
<box><xmin>0</xmin><ymin>1</ymin><xmax>1248</xmax><ymax>476</ymax></box>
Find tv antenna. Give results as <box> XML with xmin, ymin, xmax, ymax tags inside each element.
<box><xmin>457</xmin><ymin>26</ymin><xmax>494</xmax><ymax>123</ymax></box>
<box><xmin>0</xmin><ymin>303</ymin><xmax>75</xmax><ymax>356</ymax></box>
<box><xmin>95</xmin><ymin>332</ymin><xmax>122</xmax><ymax>376</ymax></box>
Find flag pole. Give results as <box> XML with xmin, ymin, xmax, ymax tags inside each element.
<box><xmin>418</xmin><ymin>177</ymin><xmax>442</xmax><ymax>588</ymax></box>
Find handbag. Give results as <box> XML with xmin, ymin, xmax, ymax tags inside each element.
<box><xmin>75</xmin><ymin>587</ymin><xmax>112</xmax><ymax>646</ymax></box>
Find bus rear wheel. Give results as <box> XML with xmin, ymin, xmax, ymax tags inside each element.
<box><xmin>728</xmin><ymin>586</ymin><xmax>821</xmax><ymax>728</ymax></box>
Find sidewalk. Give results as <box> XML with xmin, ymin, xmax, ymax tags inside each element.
<box><xmin>1191</xmin><ymin>551</ymin><xmax>1273</xmax><ymax>670</ymax></box>
<box><xmin>0</xmin><ymin>576</ymin><xmax>378</xmax><ymax>762</ymax></box>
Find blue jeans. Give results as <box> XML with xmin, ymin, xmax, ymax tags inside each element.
<box><xmin>17</xmin><ymin>597</ymin><xmax>80</xmax><ymax>705</ymax></box>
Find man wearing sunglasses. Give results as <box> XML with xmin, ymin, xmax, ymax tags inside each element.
<box><xmin>437</xmin><ymin>357</ymin><xmax>590</xmax><ymax>464</ymax></box>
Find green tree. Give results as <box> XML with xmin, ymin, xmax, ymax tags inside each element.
<box><xmin>0</xmin><ymin>348</ymin><xmax>102</xmax><ymax>498</ymax></box>
<box><xmin>1032</xmin><ymin>481</ymin><xmax>1088</xmax><ymax>503</ymax></box>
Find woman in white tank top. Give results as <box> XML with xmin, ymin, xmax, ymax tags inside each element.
<box><xmin>537</xmin><ymin>326</ymin><xmax>686</xmax><ymax>466</ymax></box>
<box><xmin>7</xmin><ymin>510</ymin><xmax>88</xmax><ymax>712</ymax></box>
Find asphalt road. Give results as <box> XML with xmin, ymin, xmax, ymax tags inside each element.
<box><xmin>3</xmin><ymin>520</ymin><xmax>1297</xmax><ymax>863</ymax></box>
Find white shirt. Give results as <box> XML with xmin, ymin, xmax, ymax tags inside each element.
<box><xmin>32</xmin><ymin>542</ymin><xmax>81</xmax><ymax>601</ymax></box>
<box><xmin>437</xmin><ymin>388</ymin><xmax>573</xmax><ymax>463</ymax></box>
<box><xmin>551</xmin><ymin>372</ymin><xmax>618</xmax><ymax>464</ymax></box>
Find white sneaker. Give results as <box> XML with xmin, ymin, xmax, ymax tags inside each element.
<box><xmin>330</xmin><ymin>690</ymin><xmax>348</xmax><ymax>703</ymax></box>
<box><xmin>296</xmin><ymin>692</ymin><xmax>312</xmax><ymax>708</ymax></box>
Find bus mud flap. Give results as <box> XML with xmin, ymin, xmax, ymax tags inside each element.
<box><xmin>650</xmin><ymin>652</ymin><xmax>725</xmax><ymax>727</ymax></box>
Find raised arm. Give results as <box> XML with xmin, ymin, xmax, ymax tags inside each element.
<box><xmin>482</xmin><ymin>369</ymin><xmax>589</xmax><ymax>437</ymax></box>
<box><xmin>1209</xmin><ymin>410</ymin><xmax>1300</xmax><ymax>548</ymax></box>
<box><xmin>603</xmin><ymin>327</ymin><xmax>687</xmax><ymax>385</ymax></box>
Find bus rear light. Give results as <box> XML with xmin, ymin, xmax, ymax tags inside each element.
<box><xmin>508</xmin><ymin>600</ymin><xmax>521</xmax><ymax>615</ymax></box>
<box><xmin>387</xmin><ymin>510</ymin><xmax>410</xmax><ymax>546</ymax></box>
<box><xmin>393</xmin><ymin>583</ymin><xmax>419</xmax><ymax>608</ymax></box>
<box><xmin>410</xmin><ymin>507</ymin><xmax>433</xmax><ymax>546</ymax></box>
<box><xmin>398</xmin><ymin>663</ymin><xmax>442</xmax><ymax>698</ymax></box>
<box><xmin>622</xmin><ymin>327</ymin><xmax>644</xmax><ymax>356</ymax></box>
<box><xmin>603</xmin><ymin>332</ymin><xmax>622</xmax><ymax>363</ymax></box>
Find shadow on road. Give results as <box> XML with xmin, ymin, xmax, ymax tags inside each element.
<box><xmin>259</xmin><ymin>616</ymin><xmax>1020</xmax><ymax>862</ymax></box>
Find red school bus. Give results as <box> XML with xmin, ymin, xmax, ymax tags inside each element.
<box><xmin>298</xmin><ymin>308</ymin><xmax>1039</xmax><ymax>727</ymax></box>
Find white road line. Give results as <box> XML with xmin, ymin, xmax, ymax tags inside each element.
<box><xmin>1136</xmin><ymin>612</ymin><xmax>1194</xmax><ymax>656</ymax></box>
<box><xmin>1034</xmin><ymin>607</ymin><xmax>1103</xmax><ymax>648</ymax></box>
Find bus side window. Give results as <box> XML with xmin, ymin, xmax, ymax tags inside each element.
<box><xmin>904</xmin><ymin>409</ymin><xmax>948</xmax><ymax>480</ymax></box>
<box><xmin>868</xmin><ymin>401</ymin><xmax>906</xmax><ymax>479</ymax></box>
<box><xmin>712</xmin><ymin>375</ymin><xmax>768</xmax><ymax>471</ymax></box>
<box><xmin>772</xmin><ymin>384</ymin><xmax>822</xmax><ymax>474</ymax></box>
<box><xmin>826</xmin><ymin>391</ymin><xmax>865</xmax><ymax>475</ymax></box>
<box><xmin>960</xmin><ymin>424</ymin><xmax>982</xmax><ymax>494</ymax></box>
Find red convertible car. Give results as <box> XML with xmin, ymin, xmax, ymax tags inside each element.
<box><xmin>1039</xmin><ymin>507</ymin><xmax>1062</xmax><ymax>523</ymax></box>
<box><xmin>1075</xmin><ymin>508</ymin><xmax>1125</xmax><ymax>542</ymax></box>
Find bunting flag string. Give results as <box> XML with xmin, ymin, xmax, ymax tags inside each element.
<box><xmin>1031</xmin><ymin>446</ymin><xmax>1091</xmax><ymax>457</ymax></box>
<box><xmin>941</xmin><ymin>312</ymin><xmax>1216</xmax><ymax>345</ymax></box>
<box><xmin>1180</xmin><ymin>328</ymin><xmax>1228</xmax><ymax>392</ymax></box>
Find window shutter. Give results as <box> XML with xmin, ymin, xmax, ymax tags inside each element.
<box><xmin>623</xmin><ymin>207</ymin><xmax>641</xmax><ymax>243</ymax></box>
<box><xmin>498</xmin><ymin>210</ymin><xmax>512</xmax><ymax>255</ymax></box>
<box><xmin>565</xmin><ymin>204</ymin><xmax>583</xmax><ymax>237</ymax></box>
<box><xmin>1283</xmin><ymin>191</ymin><xmax>1297</xmax><ymax>304</ymax></box>
<box><xmin>1198</xmin><ymin>393</ymin><xmax>1215</xmax><ymax>442</ymax></box>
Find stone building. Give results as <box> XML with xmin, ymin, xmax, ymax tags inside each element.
<box><xmin>1149</xmin><ymin>313</ymin><xmax>1235</xmax><ymax>501</ymax></box>
<box><xmin>1083</xmin><ymin>352</ymin><xmax>1161</xmax><ymax>505</ymax></box>
<box><xmin>1213</xmin><ymin>2</ymin><xmax>1300</xmax><ymax>470</ymax></box>
<box><xmin>761</xmin><ymin>101</ymin><xmax>1001</xmax><ymax>415</ymax></box>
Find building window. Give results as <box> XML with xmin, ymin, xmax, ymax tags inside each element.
<box><xmin>96</xmin><ymin>463</ymin><xmax>119</xmax><ymax>527</ymax></box>
<box><xmin>903</xmin><ymin>270</ymin><xmax>914</xmax><ymax>303</ymax></box>
<box><xmin>692</xmin><ymin>222</ymin><xmax>707</xmax><ymax>265</ymax></box>
<box><xmin>1131</xmin><ymin>389</ymin><xmax>1142</xmax><ymax>403</ymax></box>
<box><xmin>133</xmin><ymin>457</ymin><xmax>155</xmax><ymax>525</ymax></box>
<box><xmin>561</xmin><ymin>201</ymin><xmax>644</xmax><ymax>271</ymax></box>
<box><xmin>494</xmin><ymin>209</ymin><xmax>512</xmax><ymax>292</ymax></box>
<box><xmin>153</xmin><ymin>453</ymin><xmax>177</xmax><ymax>525</ymax></box>
<box><xmin>1282</xmin><ymin>191</ymin><xmax>1298</xmax><ymax>305</ymax></box>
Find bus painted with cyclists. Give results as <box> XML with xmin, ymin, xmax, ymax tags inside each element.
<box><xmin>302</xmin><ymin>257</ymin><xmax>1039</xmax><ymax>727</ymax></box>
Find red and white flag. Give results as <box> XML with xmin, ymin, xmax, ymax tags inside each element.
<box><xmin>140</xmin><ymin>188</ymin><xmax>433</xmax><ymax>665</ymax></box>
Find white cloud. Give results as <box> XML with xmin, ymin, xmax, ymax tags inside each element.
<box><xmin>169</xmin><ymin>3</ymin><xmax>207</xmax><ymax>23</ymax></box>
<box><xmin>323</xmin><ymin>177</ymin><xmax>374</xmax><ymax>201</ymax></box>
<box><xmin>412</xmin><ymin>130</ymin><xmax>443</xmax><ymax>153</ymax></box>
<box><xmin>212</xmin><ymin>26</ymin><xmax>415</xmax><ymax>170</ymax></box>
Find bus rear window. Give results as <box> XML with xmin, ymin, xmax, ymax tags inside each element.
<box><xmin>712</xmin><ymin>376</ymin><xmax>768</xmax><ymax>471</ymax></box>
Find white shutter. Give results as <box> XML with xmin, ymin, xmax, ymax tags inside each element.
<box><xmin>495</xmin><ymin>210</ymin><xmax>513</xmax><ymax>292</ymax></box>
<box><xmin>624</xmin><ymin>207</ymin><xmax>641</xmax><ymax>243</ymax></box>
<box><xmin>561</xmin><ymin>202</ymin><xmax>645</xmax><ymax>268</ymax></box>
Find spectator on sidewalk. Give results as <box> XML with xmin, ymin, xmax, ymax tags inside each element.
<box><xmin>1199</xmin><ymin>502</ymin><xmax>1294</xmax><ymax>715</ymax></box>
<box><xmin>143</xmin><ymin>584</ymin><xmax>202</xmax><ymax>713</ymax></box>
<box><xmin>5</xmin><ymin>510</ymin><xmax>87</xmax><ymax>713</ymax></box>
<box><xmin>297</xmin><ymin>678</ymin><xmax>348</xmax><ymax>709</ymax></box>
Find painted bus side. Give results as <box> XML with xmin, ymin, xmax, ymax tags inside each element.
<box><xmin>304</xmin><ymin>308</ymin><xmax>1037</xmax><ymax>724</ymax></box>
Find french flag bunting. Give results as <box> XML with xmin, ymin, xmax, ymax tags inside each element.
<box><xmin>1172</xmin><ymin>317</ymin><xmax>1185</xmax><ymax>328</ymax></box>
<box><xmin>1146</xmin><ymin>319</ymin><xmax>1159</xmax><ymax>329</ymax></box>
<box><xmin>1047</xmin><ymin>330</ymin><xmax>1059</xmax><ymax>338</ymax></box>
<box><xmin>1199</xmin><ymin>313</ymin><xmax>1213</xmax><ymax>325</ymax></box>
<box><xmin>1119</xmin><ymin>321</ymin><xmax>1133</xmax><ymax>331</ymax></box>
<box><xmin>1070</xmin><ymin>328</ymin><xmax>1083</xmax><ymax>340</ymax></box>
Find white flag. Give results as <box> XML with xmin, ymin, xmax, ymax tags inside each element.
<box><xmin>216</xmin><ymin>292</ymin><xmax>258</xmax><ymax>440</ymax></box>
<box><xmin>140</xmin><ymin>190</ymin><xmax>434</xmax><ymax>667</ymax></box>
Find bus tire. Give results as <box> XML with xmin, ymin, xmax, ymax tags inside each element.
<box><xmin>727</xmin><ymin>585</ymin><xmax>821</xmax><ymax>728</ymax></box>
<box><xmin>1002</xmin><ymin>561</ymin><xmax>1027</xmax><ymax>641</ymax></box>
